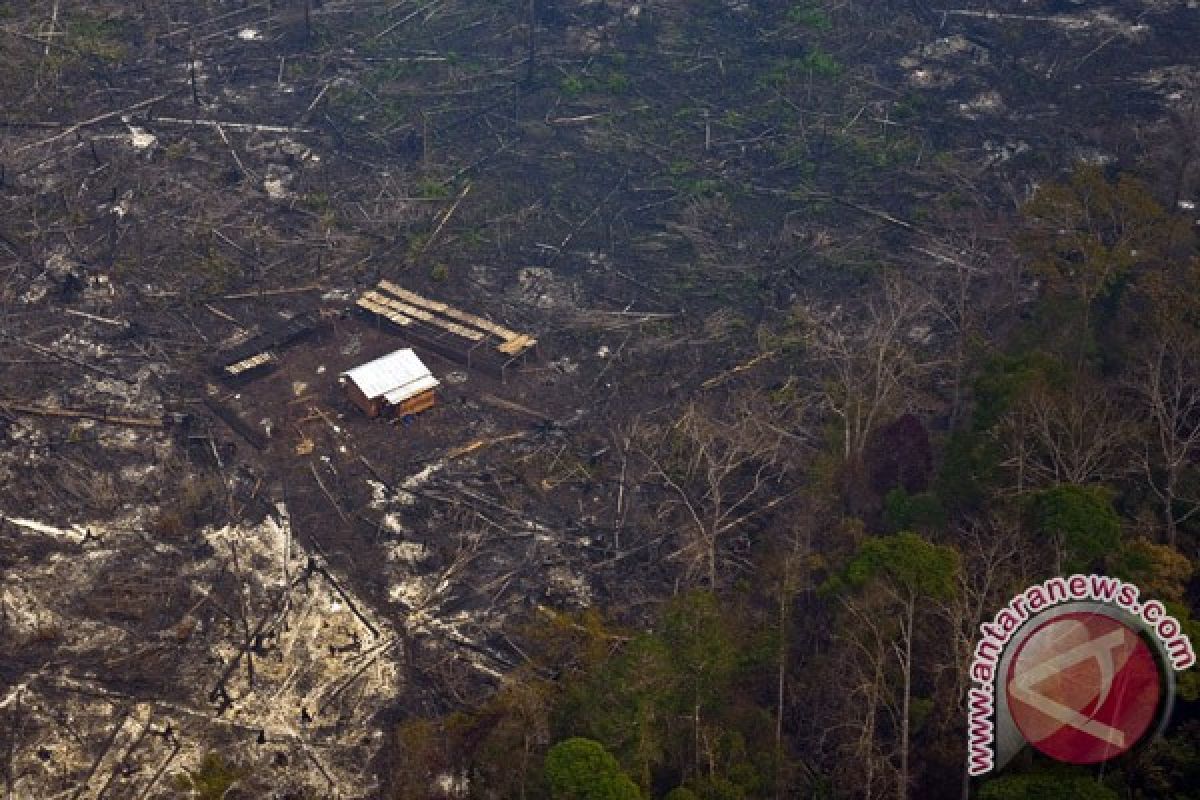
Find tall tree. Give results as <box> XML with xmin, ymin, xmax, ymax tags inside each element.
<box><xmin>997</xmin><ymin>378</ymin><xmax>1132</xmax><ymax>492</ymax></box>
<box><xmin>832</xmin><ymin>532</ymin><xmax>960</xmax><ymax>800</ymax></box>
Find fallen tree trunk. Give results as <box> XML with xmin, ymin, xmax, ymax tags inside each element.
<box><xmin>202</xmin><ymin>392</ymin><xmax>269</xmax><ymax>450</ymax></box>
<box><xmin>0</xmin><ymin>401</ymin><xmax>164</xmax><ymax>429</ymax></box>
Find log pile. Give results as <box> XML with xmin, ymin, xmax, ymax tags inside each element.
<box><xmin>211</xmin><ymin>314</ymin><xmax>316</xmax><ymax>382</ymax></box>
<box><xmin>355</xmin><ymin>281</ymin><xmax>537</xmax><ymax>378</ymax></box>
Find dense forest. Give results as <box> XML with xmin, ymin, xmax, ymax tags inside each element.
<box><xmin>1</xmin><ymin>1</ymin><xmax>1199</xmax><ymax>798</ymax></box>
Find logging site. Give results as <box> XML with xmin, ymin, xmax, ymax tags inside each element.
<box><xmin>3</xmin><ymin>1</ymin><xmax>1200</xmax><ymax>799</ymax></box>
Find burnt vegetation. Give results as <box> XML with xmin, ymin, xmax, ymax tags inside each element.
<box><xmin>1</xmin><ymin>0</ymin><xmax>1200</xmax><ymax>798</ymax></box>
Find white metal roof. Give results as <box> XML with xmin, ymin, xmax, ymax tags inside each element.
<box><xmin>340</xmin><ymin>348</ymin><xmax>439</xmax><ymax>404</ymax></box>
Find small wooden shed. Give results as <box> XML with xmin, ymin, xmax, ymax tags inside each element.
<box><xmin>339</xmin><ymin>349</ymin><xmax>439</xmax><ymax>419</ymax></box>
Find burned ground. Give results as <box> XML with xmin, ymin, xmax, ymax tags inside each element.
<box><xmin>2</xmin><ymin>1</ymin><xmax>1199</xmax><ymax>797</ymax></box>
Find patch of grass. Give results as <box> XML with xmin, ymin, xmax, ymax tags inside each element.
<box><xmin>669</xmin><ymin>158</ymin><xmax>695</xmax><ymax>177</ymax></box>
<box><xmin>560</xmin><ymin>65</ymin><xmax>634</xmax><ymax>98</ymax></box>
<box><xmin>666</xmin><ymin>159</ymin><xmax>724</xmax><ymax>198</ymax></box>
<box><xmin>680</xmin><ymin>178</ymin><xmax>724</xmax><ymax>198</ymax></box>
<box><xmin>834</xmin><ymin>130</ymin><xmax>920</xmax><ymax>172</ymax></box>
<box><xmin>721</xmin><ymin>109</ymin><xmax>747</xmax><ymax>129</ymax></box>
<box><xmin>605</xmin><ymin>71</ymin><xmax>631</xmax><ymax>94</ymax></box>
<box><xmin>407</xmin><ymin>232</ymin><xmax>429</xmax><ymax>260</ymax></box>
<box><xmin>459</xmin><ymin>227</ymin><xmax>488</xmax><ymax>249</ymax></box>
<box><xmin>195</xmin><ymin>254</ymin><xmax>237</xmax><ymax>294</ymax></box>
<box><xmin>285</xmin><ymin>57</ymin><xmax>319</xmax><ymax>80</ymax></box>
<box><xmin>763</xmin><ymin>47</ymin><xmax>842</xmax><ymax>88</ymax></box>
<box><xmin>773</xmin><ymin>140</ymin><xmax>818</xmax><ymax>178</ymax></box>
<box><xmin>301</xmin><ymin>191</ymin><xmax>331</xmax><ymax>212</ymax></box>
<box><xmin>560</xmin><ymin>74</ymin><xmax>587</xmax><ymax>98</ymax></box>
<box><xmin>891</xmin><ymin>92</ymin><xmax>927</xmax><ymax>122</ymax></box>
<box><xmin>413</xmin><ymin>178</ymin><xmax>449</xmax><ymax>199</ymax></box>
<box><xmin>67</xmin><ymin>14</ymin><xmax>128</xmax><ymax>62</ymax></box>
<box><xmin>799</xmin><ymin>46</ymin><xmax>841</xmax><ymax>78</ymax></box>
<box><xmin>787</xmin><ymin>2</ymin><xmax>833</xmax><ymax>30</ymax></box>
<box><xmin>364</xmin><ymin>60</ymin><xmax>427</xmax><ymax>90</ymax></box>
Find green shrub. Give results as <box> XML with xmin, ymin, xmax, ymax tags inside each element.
<box><xmin>174</xmin><ymin>752</ymin><xmax>245</xmax><ymax>800</ymax></box>
<box><xmin>787</xmin><ymin>3</ymin><xmax>833</xmax><ymax>30</ymax></box>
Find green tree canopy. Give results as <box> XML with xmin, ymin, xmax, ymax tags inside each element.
<box><xmin>1020</xmin><ymin>166</ymin><xmax>1191</xmax><ymax>335</ymax></box>
<box><xmin>663</xmin><ymin>789</ymin><xmax>700</xmax><ymax>800</ymax></box>
<box><xmin>544</xmin><ymin>738</ymin><xmax>642</xmax><ymax>800</ymax></box>
<box><xmin>980</xmin><ymin>768</ymin><xmax>1118</xmax><ymax>800</ymax></box>
<box><xmin>1031</xmin><ymin>484</ymin><xmax>1121</xmax><ymax>572</ymax></box>
<box><xmin>1110</xmin><ymin>538</ymin><xmax>1194</xmax><ymax>604</ymax></box>
<box><xmin>840</xmin><ymin>531</ymin><xmax>959</xmax><ymax>601</ymax></box>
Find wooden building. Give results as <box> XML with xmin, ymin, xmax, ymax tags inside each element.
<box><xmin>339</xmin><ymin>348</ymin><xmax>439</xmax><ymax>419</ymax></box>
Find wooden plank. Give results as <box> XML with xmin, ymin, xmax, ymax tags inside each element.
<box><xmin>377</xmin><ymin>281</ymin><xmax>448</xmax><ymax>313</ymax></box>
<box><xmin>225</xmin><ymin>352</ymin><xmax>276</xmax><ymax>376</ymax></box>
<box><xmin>221</xmin><ymin>284</ymin><xmax>322</xmax><ymax>300</ymax></box>
<box><xmin>437</xmin><ymin>304</ymin><xmax>521</xmax><ymax>342</ymax></box>
<box><xmin>358</xmin><ymin>296</ymin><xmax>413</xmax><ymax>327</ymax></box>
<box><xmin>376</xmin><ymin>280</ymin><xmax>520</xmax><ymax>341</ymax></box>
<box><xmin>360</xmin><ymin>282</ymin><xmax>537</xmax><ymax>371</ymax></box>
<box><xmin>394</xmin><ymin>391</ymin><xmax>436</xmax><ymax>417</ymax></box>
<box><xmin>424</xmin><ymin>316</ymin><xmax>486</xmax><ymax>342</ymax></box>
<box><xmin>496</xmin><ymin>334</ymin><xmax>537</xmax><ymax>356</ymax></box>
<box><xmin>376</xmin><ymin>295</ymin><xmax>434</xmax><ymax>322</ymax></box>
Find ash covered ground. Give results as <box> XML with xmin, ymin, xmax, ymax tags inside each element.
<box><xmin>1</xmin><ymin>0</ymin><xmax>1198</xmax><ymax>797</ymax></box>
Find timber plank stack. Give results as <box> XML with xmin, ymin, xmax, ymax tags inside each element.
<box><xmin>355</xmin><ymin>281</ymin><xmax>537</xmax><ymax>377</ymax></box>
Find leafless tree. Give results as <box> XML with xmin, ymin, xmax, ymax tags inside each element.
<box><xmin>1129</xmin><ymin>331</ymin><xmax>1200</xmax><ymax>547</ymax></box>
<box><xmin>832</xmin><ymin>597</ymin><xmax>900</xmax><ymax>800</ymax></box>
<box><xmin>802</xmin><ymin>274</ymin><xmax>938</xmax><ymax>461</ymax></box>
<box><xmin>913</xmin><ymin>220</ymin><xmax>1016</xmax><ymax>429</ymax></box>
<box><xmin>938</xmin><ymin>519</ymin><xmax>1025</xmax><ymax>800</ymax></box>
<box><xmin>641</xmin><ymin>395</ymin><xmax>795</xmax><ymax>590</ymax></box>
<box><xmin>996</xmin><ymin>381</ymin><xmax>1133</xmax><ymax>493</ymax></box>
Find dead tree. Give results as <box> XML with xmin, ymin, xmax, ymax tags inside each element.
<box><xmin>802</xmin><ymin>275</ymin><xmax>937</xmax><ymax>462</ymax></box>
<box><xmin>1129</xmin><ymin>331</ymin><xmax>1200</xmax><ymax>546</ymax></box>
<box><xmin>642</xmin><ymin>396</ymin><xmax>791</xmax><ymax>590</ymax></box>
<box><xmin>997</xmin><ymin>380</ymin><xmax>1133</xmax><ymax>493</ymax></box>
